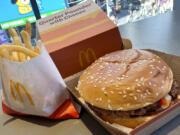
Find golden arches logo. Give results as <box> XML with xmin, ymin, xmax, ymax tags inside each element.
<box><xmin>79</xmin><ymin>48</ymin><xmax>97</xmax><ymax>67</ymax></box>
<box><xmin>10</xmin><ymin>80</ymin><xmax>34</xmax><ymax>106</ymax></box>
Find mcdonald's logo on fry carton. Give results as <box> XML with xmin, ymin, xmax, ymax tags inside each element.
<box><xmin>79</xmin><ymin>48</ymin><xmax>97</xmax><ymax>67</ymax></box>
<box><xmin>37</xmin><ymin>0</ymin><xmax>123</xmax><ymax>78</ymax></box>
<box><xmin>10</xmin><ymin>80</ymin><xmax>34</xmax><ymax>106</ymax></box>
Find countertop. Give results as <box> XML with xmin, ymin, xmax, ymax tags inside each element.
<box><xmin>0</xmin><ymin>2</ymin><xmax>180</xmax><ymax>135</ymax></box>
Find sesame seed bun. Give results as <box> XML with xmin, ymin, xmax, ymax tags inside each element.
<box><xmin>77</xmin><ymin>49</ymin><xmax>173</xmax><ymax>111</ymax></box>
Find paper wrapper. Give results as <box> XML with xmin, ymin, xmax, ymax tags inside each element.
<box><xmin>0</xmin><ymin>44</ymin><xmax>79</xmax><ymax>119</ymax></box>
<box><xmin>65</xmin><ymin>49</ymin><xmax>180</xmax><ymax>135</ymax></box>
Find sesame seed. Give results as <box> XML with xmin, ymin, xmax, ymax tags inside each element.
<box><xmin>75</xmin><ymin>87</ymin><xmax>78</xmax><ymax>91</ymax></box>
<box><xmin>94</xmin><ymin>85</ymin><xmax>97</xmax><ymax>88</ymax></box>
<box><xmin>161</xmin><ymin>86</ymin><xmax>164</xmax><ymax>89</ymax></box>
<box><xmin>150</xmin><ymin>64</ymin><xmax>154</xmax><ymax>67</ymax></box>
<box><xmin>156</xmin><ymin>93</ymin><xmax>159</xmax><ymax>96</ymax></box>
<box><xmin>158</xmin><ymin>60</ymin><xmax>161</xmax><ymax>63</ymax></box>
<box><xmin>117</xmin><ymin>77</ymin><xmax>121</xmax><ymax>81</ymax></box>
<box><xmin>152</xmin><ymin>59</ymin><xmax>156</xmax><ymax>62</ymax></box>
<box><xmin>108</xmin><ymin>104</ymin><xmax>112</xmax><ymax>110</ymax></box>
<box><xmin>110</xmin><ymin>91</ymin><xmax>114</xmax><ymax>94</ymax></box>
<box><xmin>126</xmin><ymin>87</ymin><xmax>130</xmax><ymax>90</ymax></box>
<box><xmin>104</xmin><ymin>91</ymin><xmax>107</xmax><ymax>95</ymax></box>
<box><xmin>98</xmin><ymin>81</ymin><xmax>102</xmax><ymax>83</ymax></box>
<box><xmin>115</xmin><ymin>84</ymin><xmax>119</xmax><ymax>88</ymax></box>
<box><xmin>134</xmin><ymin>96</ymin><xmax>137</xmax><ymax>100</ymax></box>
<box><xmin>129</xmin><ymin>93</ymin><xmax>134</xmax><ymax>96</ymax></box>
<box><xmin>149</xmin><ymin>82</ymin><xmax>152</xmax><ymax>86</ymax></box>
<box><xmin>146</xmin><ymin>90</ymin><xmax>151</xmax><ymax>95</ymax></box>
<box><xmin>102</xmin><ymin>77</ymin><xmax>106</xmax><ymax>80</ymax></box>
<box><xmin>90</xmin><ymin>76</ymin><xmax>94</xmax><ymax>79</ymax></box>
<box><xmin>101</xmin><ymin>87</ymin><xmax>106</xmax><ymax>91</ymax></box>
<box><xmin>118</xmin><ymin>91</ymin><xmax>122</xmax><ymax>94</ymax></box>
<box><xmin>105</xmin><ymin>81</ymin><xmax>108</xmax><ymax>84</ymax></box>
<box><xmin>78</xmin><ymin>81</ymin><xmax>81</xmax><ymax>85</ymax></box>
<box><xmin>136</xmin><ymin>89</ymin><xmax>141</xmax><ymax>93</ymax></box>
<box><xmin>117</xmin><ymin>68</ymin><xmax>121</xmax><ymax>71</ymax></box>
<box><xmin>150</xmin><ymin>71</ymin><xmax>153</xmax><ymax>74</ymax></box>
<box><xmin>137</xmin><ymin>84</ymin><xmax>141</xmax><ymax>87</ymax></box>
<box><xmin>123</xmin><ymin>95</ymin><xmax>127</xmax><ymax>98</ymax></box>
<box><xmin>121</xmin><ymin>77</ymin><xmax>124</xmax><ymax>80</ymax></box>
<box><xmin>122</xmin><ymin>75</ymin><xmax>125</xmax><ymax>77</ymax></box>
<box><xmin>123</xmin><ymin>91</ymin><xmax>126</xmax><ymax>94</ymax></box>
<box><xmin>119</xmin><ymin>107</ymin><xmax>123</xmax><ymax>110</ymax></box>
<box><xmin>110</xmin><ymin>80</ymin><xmax>114</xmax><ymax>83</ymax></box>
<box><xmin>127</xmin><ymin>103</ymin><xmax>130</xmax><ymax>106</ymax></box>
<box><xmin>153</xmin><ymin>84</ymin><xmax>157</xmax><ymax>87</ymax></box>
<box><xmin>125</xmin><ymin>75</ymin><xmax>128</xmax><ymax>78</ymax></box>
<box><xmin>144</xmin><ymin>93</ymin><xmax>148</xmax><ymax>96</ymax></box>
<box><xmin>135</xmin><ymin>79</ymin><xmax>139</xmax><ymax>82</ymax></box>
<box><xmin>140</xmin><ymin>77</ymin><xmax>144</xmax><ymax>81</ymax></box>
<box><xmin>96</xmin><ymin>98</ymin><xmax>99</xmax><ymax>101</ymax></box>
<box><xmin>163</xmin><ymin>66</ymin><xmax>166</xmax><ymax>69</ymax></box>
<box><xmin>99</xmin><ymin>98</ymin><xmax>102</xmax><ymax>101</ymax></box>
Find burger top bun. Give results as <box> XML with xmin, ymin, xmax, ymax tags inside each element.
<box><xmin>77</xmin><ymin>49</ymin><xmax>173</xmax><ymax>111</ymax></box>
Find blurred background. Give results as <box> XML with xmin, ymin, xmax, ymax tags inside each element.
<box><xmin>0</xmin><ymin>0</ymin><xmax>174</xmax><ymax>45</ymax></box>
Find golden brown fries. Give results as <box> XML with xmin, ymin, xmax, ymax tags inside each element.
<box><xmin>8</xmin><ymin>27</ymin><xmax>22</xmax><ymax>61</ymax></box>
<box><xmin>34</xmin><ymin>46</ymin><xmax>41</xmax><ymax>54</ymax></box>
<box><xmin>8</xmin><ymin>27</ymin><xmax>19</xmax><ymax>38</ymax></box>
<box><xmin>0</xmin><ymin>45</ymin><xmax>38</xmax><ymax>58</ymax></box>
<box><xmin>0</xmin><ymin>21</ymin><xmax>41</xmax><ymax>62</ymax></box>
<box><xmin>25</xmin><ymin>21</ymin><xmax>31</xmax><ymax>37</ymax></box>
<box><xmin>20</xmin><ymin>30</ymin><xmax>33</xmax><ymax>50</ymax></box>
<box><xmin>0</xmin><ymin>48</ymin><xmax>10</xmax><ymax>59</ymax></box>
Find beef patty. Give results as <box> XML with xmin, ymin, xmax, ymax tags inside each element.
<box><xmin>89</xmin><ymin>80</ymin><xmax>179</xmax><ymax>118</ymax></box>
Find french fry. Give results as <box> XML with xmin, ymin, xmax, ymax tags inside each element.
<box><xmin>20</xmin><ymin>30</ymin><xmax>33</xmax><ymax>50</ymax></box>
<box><xmin>12</xmin><ymin>36</ymin><xmax>27</xmax><ymax>62</ymax></box>
<box><xmin>25</xmin><ymin>21</ymin><xmax>31</xmax><ymax>37</ymax></box>
<box><xmin>0</xmin><ymin>48</ymin><xmax>9</xmax><ymax>59</ymax></box>
<box><xmin>0</xmin><ymin>45</ymin><xmax>38</xmax><ymax>58</ymax></box>
<box><xmin>12</xmin><ymin>52</ymin><xmax>19</xmax><ymax>61</ymax></box>
<box><xmin>8</xmin><ymin>27</ymin><xmax>19</xmax><ymax>38</ymax></box>
<box><xmin>36</xmin><ymin>40</ymin><xmax>42</xmax><ymax>53</ymax></box>
<box><xmin>8</xmin><ymin>27</ymin><xmax>21</xmax><ymax>61</ymax></box>
<box><xmin>4</xmin><ymin>21</ymin><xmax>39</xmax><ymax>62</ymax></box>
<box><xmin>34</xmin><ymin>46</ymin><xmax>41</xmax><ymax>54</ymax></box>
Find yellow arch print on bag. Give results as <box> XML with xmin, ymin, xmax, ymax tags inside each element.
<box><xmin>10</xmin><ymin>80</ymin><xmax>34</xmax><ymax>106</ymax></box>
<box><xmin>79</xmin><ymin>48</ymin><xmax>97</xmax><ymax>67</ymax></box>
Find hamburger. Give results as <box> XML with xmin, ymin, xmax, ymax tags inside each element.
<box><xmin>76</xmin><ymin>49</ymin><xmax>180</xmax><ymax>128</ymax></box>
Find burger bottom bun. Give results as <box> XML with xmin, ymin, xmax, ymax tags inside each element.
<box><xmin>100</xmin><ymin>113</ymin><xmax>155</xmax><ymax>128</ymax></box>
